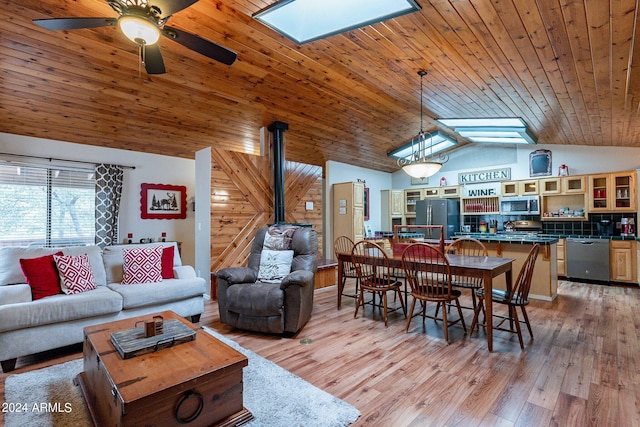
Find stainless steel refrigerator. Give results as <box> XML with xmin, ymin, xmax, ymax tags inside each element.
<box><xmin>415</xmin><ymin>199</ymin><xmax>460</xmax><ymax>239</ymax></box>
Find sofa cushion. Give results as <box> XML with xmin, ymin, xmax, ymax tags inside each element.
<box><xmin>61</xmin><ymin>246</ymin><xmax>107</xmax><ymax>287</ymax></box>
<box><xmin>107</xmin><ymin>278</ymin><xmax>205</xmax><ymax>309</ymax></box>
<box><xmin>0</xmin><ymin>246</ymin><xmax>106</xmax><ymax>288</ymax></box>
<box><xmin>162</xmin><ymin>246</ymin><xmax>175</xmax><ymax>279</ymax></box>
<box><xmin>121</xmin><ymin>246</ymin><xmax>163</xmax><ymax>284</ymax></box>
<box><xmin>0</xmin><ymin>287</ymin><xmax>122</xmax><ymax>332</ymax></box>
<box><xmin>54</xmin><ymin>253</ymin><xmax>98</xmax><ymax>294</ymax></box>
<box><xmin>0</xmin><ymin>284</ymin><xmax>32</xmax><ymax>306</ymax></box>
<box><xmin>19</xmin><ymin>252</ymin><xmax>64</xmax><ymax>300</ymax></box>
<box><xmin>103</xmin><ymin>242</ymin><xmax>182</xmax><ymax>284</ymax></box>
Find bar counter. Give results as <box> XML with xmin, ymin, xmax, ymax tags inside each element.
<box><xmin>453</xmin><ymin>232</ymin><xmax>558</xmax><ymax>301</ymax></box>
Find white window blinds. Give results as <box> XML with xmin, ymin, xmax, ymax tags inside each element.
<box><xmin>0</xmin><ymin>163</ymin><xmax>96</xmax><ymax>247</ymax></box>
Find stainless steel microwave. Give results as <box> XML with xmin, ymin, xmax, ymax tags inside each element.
<box><xmin>500</xmin><ymin>196</ymin><xmax>540</xmax><ymax>215</ymax></box>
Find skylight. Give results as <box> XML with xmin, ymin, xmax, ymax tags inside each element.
<box><xmin>437</xmin><ymin>118</ymin><xmax>537</xmax><ymax>145</ymax></box>
<box><xmin>387</xmin><ymin>131</ymin><xmax>457</xmax><ymax>160</ymax></box>
<box><xmin>253</xmin><ymin>0</ymin><xmax>422</xmax><ymax>44</ymax></box>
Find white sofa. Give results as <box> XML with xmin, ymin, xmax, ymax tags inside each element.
<box><xmin>0</xmin><ymin>242</ymin><xmax>206</xmax><ymax>372</ymax></box>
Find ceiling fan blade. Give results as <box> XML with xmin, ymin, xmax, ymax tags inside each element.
<box><xmin>143</xmin><ymin>44</ymin><xmax>166</xmax><ymax>74</ymax></box>
<box><xmin>162</xmin><ymin>26</ymin><xmax>237</xmax><ymax>65</ymax></box>
<box><xmin>33</xmin><ymin>17</ymin><xmax>117</xmax><ymax>31</ymax></box>
<box><xmin>150</xmin><ymin>0</ymin><xmax>199</xmax><ymax>19</ymax></box>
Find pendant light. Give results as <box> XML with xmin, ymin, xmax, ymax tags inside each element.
<box><xmin>398</xmin><ymin>71</ymin><xmax>443</xmax><ymax>179</ymax></box>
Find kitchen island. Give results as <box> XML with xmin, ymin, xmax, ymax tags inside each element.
<box><xmin>453</xmin><ymin>233</ymin><xmax>559</xmax><ymax>301</ymax></box>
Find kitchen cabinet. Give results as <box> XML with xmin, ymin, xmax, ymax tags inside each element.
<box><xmin>541</xmin><ymin>194</ymin><xmax>587</xmax><ymax>220</ymax></box>
<box><xmin>588</xmin><ymin>171</ymin><xmax>636</xmax><ymax>213</ymax></box>
<box><xmin>541</xmin><ymin>176</ymin><xmax>587</xmax><ymax>220</ymax></box>
<box><xmin>441</xmin><ymin>186</ymin><xmax>460</xmax><ymax>197</ymax></box>
<box><xmin>540</xmin><ymin>178</ymin><xmax>561</xmax><ymax>195</ymax></box>
<box><xmin>404</xmin><ymin>189</ymin><xmax>423</xmax><ymax>216</ymax></box>
<box><xmin>333</xmin><ymin>182</ymin><xmax>365</xmax><ymax>243</ymax></box>
<box><xmin>501</xmin><ymin>179</ymin><xmax>538</xmax><ymax>196</ymax></box>
<box><xmin>461</xmin><ymin>196</ymin><xmax>499</xmax><ymax>215</ymax></box>
<box><xmin>563</xmin><ymin>176</ymin><xmax>586</xmax><ymax>194</ymax></box>
<box><xmin>557</xmin><ymin>238</ymin><xmax>566</xmax><ymax>276</ymax></box>
<box><xmin>610</xmin><ymin>240</ymin><xmax>636</xmax><ymax>283</ymax></box>
<box><xmin>423</xmin><ymin>186</ymin><xmax>460</xmax><ymax>198</ymax></box>
<box><xmin>380</xmin><ymin>190</ymin><xmax>404</xmax><ymax>231</ymax></box>
<box><xmin>540</xmin><ymin>176</ymin><xmax>585</xmax><ymax>195</ymax></box>
<box><xmin>423</xmin><ymin>188</ymin><xmax>440</xmax><ymax>198</ymax></box>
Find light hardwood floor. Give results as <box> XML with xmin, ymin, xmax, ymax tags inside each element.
<box><xmin>2</xmin><ymin>279</ymin><xmax>639</xmax><ymax>426</ymax></box>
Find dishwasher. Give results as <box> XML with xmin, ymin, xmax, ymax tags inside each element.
<box><xmin>566</xmin><ymin>238</ymin><xmax>610</xmax><ymax>282</ymax></box>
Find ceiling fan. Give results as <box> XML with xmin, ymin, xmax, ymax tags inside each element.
<box><xmin>33</xmin><ymin>0</ymin><xmax>237</xmax><ymax>74</ymax></box>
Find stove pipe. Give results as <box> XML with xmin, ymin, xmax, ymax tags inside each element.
<box><xmin>268</xmin><ymin>121</ymin><xmax>289</xmax><ymax>224</ymax></box>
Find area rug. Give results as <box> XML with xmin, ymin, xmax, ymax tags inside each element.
<box><xmin>5</xmin><ymin>327</ymin><xmax>360</xmax><ymax>427</ymax></box>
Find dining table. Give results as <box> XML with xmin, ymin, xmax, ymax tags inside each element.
<box><xmin>336</xmin><ymin>250</ymin><xmax>514</xmax><ymax>352</ymax></box>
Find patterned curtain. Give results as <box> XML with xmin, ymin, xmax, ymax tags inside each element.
<box><xmin>95</xmin><ymin>164</ymin><xmax>124</xmax><ymax>248</ymax></box>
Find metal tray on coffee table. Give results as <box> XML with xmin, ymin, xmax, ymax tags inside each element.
<box><xmin>110</xmin><ymin>318</ymin><xmax>196</xmax><ymax>359</ymax></box>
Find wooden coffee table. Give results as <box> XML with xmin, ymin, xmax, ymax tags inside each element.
<box><xmin>75</xmin><ymin>311</ymin><xmax>253</xmax><ymax>427</ymax></box>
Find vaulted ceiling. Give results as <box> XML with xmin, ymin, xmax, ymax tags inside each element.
<box><xmin>3</xmin><ymin>0</ymin><xmax>640</xmax><ymax>173</ymax></box>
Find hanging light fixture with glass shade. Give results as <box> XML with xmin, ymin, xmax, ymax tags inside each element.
<box><xmin>394</xmin><ymin>71</ymin><xmax>454</xmax><ymax>179</ymax></box>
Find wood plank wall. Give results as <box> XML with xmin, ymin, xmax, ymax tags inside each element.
<box><xmin>209</xmin><ymin>147</ymin><xmax>323</xmax><ymax>272</ymax></box>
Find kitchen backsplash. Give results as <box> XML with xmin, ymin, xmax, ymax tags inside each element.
<box><xmin>462</xmin><ymin>213</ymin><xmax>637</xmax><ymax>236</ymax></box>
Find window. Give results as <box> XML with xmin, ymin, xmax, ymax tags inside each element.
<box><xmin>0</xmin><ymin>163</ymin><xmax>96</xmax><ymax>247</ymax></box>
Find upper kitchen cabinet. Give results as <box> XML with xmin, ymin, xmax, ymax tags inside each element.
<box><xmin>423</xmin><ymin>186</ymin><xmax>460</xmax><ymax>198</ymax></box>
<box><xmin>461</xmin><ymin>196</ymin><xmax>499</xmax><ymax>215</ymax></box>
<box><xmin>423</xmin><ymin>188</ymin><xmax>440</xmax><ymax>198</ymax></box>
<box><xmin>563</xmin><ymin>176</ymin><xmax>587</xmax><ymax>194</ymax></box>
<box><xmin>501</xmin><ymin>179</ymin><xmax>538</xmax><ymax>196</ymax></box>
<box><xmin>381</xmin><ymin>190</ymin><xmax>404</xmax><ymax>230</ymax></box>
<box><xmin>404</xmin><ymin>189</ymin><xmax>423</xmax><ymax>216</ymax></box>
<box><xmin>540</xmin><ymin>176</ymin><xmax>585</xmax><ymax>195</ymax></box>
<box><xmin>540</xmin><ymin>175</ymin><xmax>588</xmax><ymax>220</ymax></box>
<box><xmin>441</xmin><ymin>186</ymin><xmax>461</xmax><ymax>198</ymax></box>
<box><xmin>540</xmin><ymin>177</ymin><xmax>561</xmax><ymax>195</ymax></box>
<box><xmin>588</xmin><ymin>172</ymin><xmax>636</xmax><ymax>213</ymax></box>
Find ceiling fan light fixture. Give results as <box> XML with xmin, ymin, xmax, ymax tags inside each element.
<box><xmin>119</xmin><ymin>15</ymin><xmax>160</xmax><ymax>45</ymax></box>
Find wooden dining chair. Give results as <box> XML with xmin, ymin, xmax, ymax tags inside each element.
<box><xmin>351</xmin><ymin>241</ymin><xmax>406</xmax><ymax>326</ymax></box>
<box><xmin>401</xmin><ymin>243</ymin><xmax>466</xmax><ymax>344</ymax></box>
<box><xmin>470</xmin><ymin>244</ymin><xmax>540</xmax><ymax>350</ymax></box>
<box><xmin>334</xmin><ymin>236</ymin><xmax>359</xmax><ymax>305</ymax></box>
<box><xmin>445</xmin><ymin>238</ymin><xmax>488</xmax><ymax>314</ymax></box>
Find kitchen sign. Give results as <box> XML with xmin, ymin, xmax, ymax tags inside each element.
<box><xmin>462</xmin><ymin>183</ymin><xmax>501</xmax><ymax>198</ymax></box>
<box><xmin>458</xmin><ymin>168</ymin><xmax>511</xmax><ymax>184</ymax></box>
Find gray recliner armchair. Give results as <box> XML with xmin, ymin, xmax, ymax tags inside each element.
<box><xmin>217</xmin><ymin>226</ymin><xmax>318</xmax><ymax>335</ymax></box>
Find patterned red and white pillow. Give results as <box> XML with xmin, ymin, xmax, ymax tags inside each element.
<box><xmin>54</xmin><ymin>253</ymin><xmax>98</xmax><ymax>295</ymax></box>
<box><xmin>121</xmin><ymin>246</ymin><xmax>163</xmax><ymax>285</ymax></box>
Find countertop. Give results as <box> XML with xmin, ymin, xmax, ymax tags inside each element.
<box><xmin>453</xmin><ymin>232</ymin><xmax>559</xmax><ymax>244</ymax></box>
<box><xmin>453</xmin><ymin>232</ymin><xmax>639</xmax><ymax>244</ymax></box>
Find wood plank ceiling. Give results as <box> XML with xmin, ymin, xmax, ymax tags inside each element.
<box><xmin>2</xmin><ymin>0</ymin><xmax>640</xmax><ymax>173</ymax></box>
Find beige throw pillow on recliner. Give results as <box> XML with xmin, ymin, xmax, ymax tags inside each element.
<box><xmin>257</xmin><ymin>250</ymin><xmax>294</xmax><ymax>283</ymax></box>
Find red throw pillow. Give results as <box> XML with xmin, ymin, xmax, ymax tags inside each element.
<box><xmin>54</xmin><ymin>253</ymin><xmax>98</xmax><ymax>294</ymax></box>
<box><xmin>161</xmin><ymin>246</ymin><xmax>175</xmax><ymax>279</ymax></box>
<box><xmin>19</xmin><ymin>252</ymin><xmax>63</xmax><ymax>300</ymax></box>
<box><xmin>121</xmin><ymin>246</ymin><xmax>163</xmax><ymax>284</ymax></box>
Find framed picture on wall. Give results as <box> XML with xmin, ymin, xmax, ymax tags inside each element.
<box><xmin>529</xmin><ymin>149</ymin><xmax>552</xmax><ymax>177</ymax></box>
<box><xmin>140</xmin><ymin>183</ymin><xmax>187</xmax><ymax>219</ymax></box>
<box><xmin>411</xmin><ymin>177</ymin><xmax>429</xmax><ymax>185</ymax></box>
